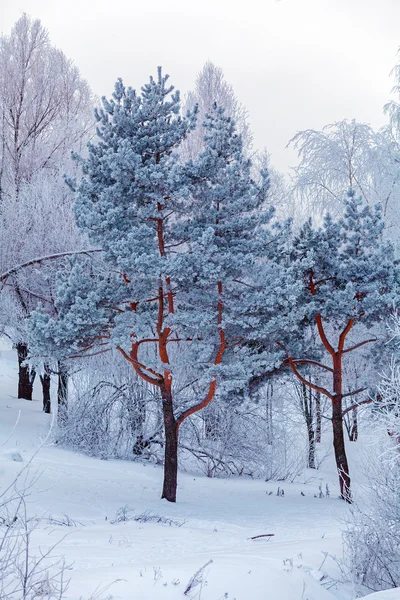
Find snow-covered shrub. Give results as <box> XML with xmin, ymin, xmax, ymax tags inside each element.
<box><xmin>179</xmin><ymin>380</ymin><xmax>311</xmax><ymax>481</ymax></box>
<box><xmin>343</xmin><ymin>359</ymin><xmax>400</xmax><ymax>594</ymax></box>
<box><xmin>56</xmin><ymin>352</ymin><xmax>161</xmax><ymax>460</ymax></box>
<box><xmin>59</xmin><ymin>350</ymin><xmax>312</xmax><ymax>483</ymax></box>
<box><xmin>0</xmin><ymin>479</ymin><xmax>117</xmax><ymax>599</ymax></box>
<box><xmin>110</xmin><ymin>506</ymin><xmax>184</xmax><ymax>527</ymax></box>
<box><xmin>0</xmin><ymin>474</ymin><xmax>69</xmax><ymax>599</ymax></box>
<box><xmin>180</xmin><ymin>401</ymin><xmax>268</xmax><ymax>478</ymax></box>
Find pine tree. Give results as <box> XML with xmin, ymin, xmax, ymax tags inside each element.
<box><xmin>279</xmin><ymin>191</ymin><xmax>400</xmax><ymax>501</ymax></box>
<box><xmin>30</xmin><ymin>72</ymin><xmax>275</xmax><ymax>502</ymax></box>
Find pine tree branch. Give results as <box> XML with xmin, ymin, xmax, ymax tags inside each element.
<box><xmin>232</xmin><ymin>279</ymin><xmax>262</xmax><ymax>290</ymax></box>
<box><xmin>342</xmin><ymin>397</ymin><xmax>373</xmax><ymax>416</ymax></box>
<box><xmin>342</xmin><ymin>388</ymin><xmax>369</xmax><ymax>400</ymax></box>
<box><xmin>116</xmin><ymin>345</ymin><xmax>163</xmax><ymax>386</ymax></box>
<box><xmin>315</xmin><ymin>314</ymin><xmax>336</xmax><ymax>357</ymax></box>
<box><xmin>291</xmin><ymin>359</ymin><xmax>333</xmax><ymax>373</ymax></box>
<box><xmin>0</xmin><ymin>249</ymin><xmax>102</xmax><ymax>285</ymax></box>
<box><xmin>286</xmin><ymin>356</ymin><xmax>333</xmax><ymax>400</ymax></box>
<box><xmin>176</xmin><ymin>281</ymin><xmax>226</xmax><ymax>428</ymax></box>
<box><xmin>338</xmin><ymin>318</ymin><xmax>355</xmax><ymax>352</ymax></box>
<box><xmin>343</xmin><ymin>338</ymin><xmax>377</xmax><ymax>353</ymax></box>
<box><xmin>309</xmin><ymin>271</ymin><xmax>336</xmax><ymax>357</ymax></box>
<box><xmin>313</xmin><ymin>277</ymin><xmax>335</xmax><ymax>287</ymax></box>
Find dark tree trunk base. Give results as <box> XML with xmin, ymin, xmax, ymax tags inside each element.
<box><xmin>57</xmin><ymin>361</ymin><xmax>68</xmax><ymax>423</ymax></box>
<box><xmin>161</xmin><ymin>383</ymin><xmax>178</xmax><ymax>503</ymax></box>
<box><xmin>17</xmin><ymin>343</ymin><xmax>35</xmax><ymax>400</ymax></box>
<box><xmin>332</xmin><ymin>396</ymin><xmax>351</xmax><ymax>503</ymax></box>
<box><xmin>40</xmin><ymin>364</ymin><xmax>51</xmax><ymax>413</ymax></box>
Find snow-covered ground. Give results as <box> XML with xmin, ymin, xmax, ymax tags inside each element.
<box><xmin>363</xmin><ymin>593</ymin><xmax>400</xmax><ymax>600</ymax></box>
<box><xmin>0</xmin><ymin>342</ymin><xmax>397</xmax><ymax>600</ymax></box>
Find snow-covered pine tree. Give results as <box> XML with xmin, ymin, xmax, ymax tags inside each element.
<box><xmin>30</xmin><ymin>72</ymin><xmax>275</xmax><ymax>502</ymax></box>
<box><xmin>279</xmin><ymin>191</ymin><xmax>400</xmax><ymax>501</ymax></box>
<box><xmin>176</xmin><ymin>104</ymin><xmax>272</xmax><ymax>367</ymax></box>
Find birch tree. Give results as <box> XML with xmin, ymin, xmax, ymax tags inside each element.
<box><xmin>0</xmin><ymin>14</ymin><xmax>93</xmax><ymax>402</ymax></box>
<box><xmin>290</xmin><ymin>120</ymin><xmax>400</xmax><ymax>233</ymax></box>
<box><xmin>181</xmin><ymin>61</ymin><xmax>252</xmax><ymax>160</ymax></box>
<box><xmin>0</xmin><ymin>14</ymin><xmax>92</xmax><ymax>200</ymax></box>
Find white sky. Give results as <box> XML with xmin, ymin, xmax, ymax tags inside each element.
<box><xmin>1</xmin><ymin>0</ymin><xmax>400</xmax><ymax>172</ymax></box>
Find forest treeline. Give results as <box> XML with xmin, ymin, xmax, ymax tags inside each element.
<box><xmin>1</xmin><ymin>14</ymin><xmax>400</xmax><ymax>593</ymax></box>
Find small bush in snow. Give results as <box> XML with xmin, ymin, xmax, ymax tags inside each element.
<box><xmin>46</xmin><ymin>514</ymin><xmax>84</xmax><ymax>527</ymax></box>
<box><xmin>110</xmin><ymin>506</ymin><xmax>184</xmax><ymax>527</ymax></box>
<box><xmin>56</xmin><ymin>353</ymin><xmax>161</xmax><ymax>462</ymax></box>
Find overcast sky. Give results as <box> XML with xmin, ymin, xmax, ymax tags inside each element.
<box><xmin>1</xmin><ymin>0</ymin><xmax>400</xmax><ymax>172</ymax></box>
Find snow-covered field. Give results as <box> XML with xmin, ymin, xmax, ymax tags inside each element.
<box><xmin>0</xmin><ymin>343</ymin><xmax>397</xmax><ymax>600</ymax></box>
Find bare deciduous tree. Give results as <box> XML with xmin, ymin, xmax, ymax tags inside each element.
<box><xmin>290</xmin><ymin>120</ymin><xmax>400</xmax><ymax>231</ymax></box>
<box><xmin>180</xmin><ymin>61</ymin><xmax>253</xmax><ymax>160</ymax></box>
<box><xmin>0</xmin><ymin>14</ymin><xmax>93</xmax><ymax>405</ymax></box>
<box><xmin>0</xmin><ymin>14</ymin><xmax>93</xmax><ymax>200</ymax></box>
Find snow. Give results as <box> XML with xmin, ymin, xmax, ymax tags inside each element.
<box><xmin>362</xmin><ymin>593</ymin><xmax>400</xmax><ymax>600</ymax></box>
<box><xmin>0</xmin><ymin>341</ymin><xmax>387</xmax><ymax>599</ymax></box>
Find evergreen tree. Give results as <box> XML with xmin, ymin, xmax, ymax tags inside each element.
<box><xmin>279</xmin><ymin>191</ymin><xmax>400</xmax><ymax>501</ymax></box>
<box><xmin>30</xmin><ymin>72</ymin><xmax>277</xmax><ymax>502</ymax></box>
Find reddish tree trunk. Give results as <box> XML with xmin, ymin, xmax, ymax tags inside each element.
<box><xmin>285</xmin><ymin>276</ymin><xmax>365</xmax><ymax>503</ymax></box>
<box><xmin>115</xmin><ymin>208</ymin><xmax>225</xmax><ymax>503</ymax></box>
<box><xmin>160</xmin><ymin>383</ymin><xmax>178</xmax><ymax>503</ymax></box>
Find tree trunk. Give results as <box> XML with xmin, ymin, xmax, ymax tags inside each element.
<box><xmin>349</xmin><ymin>407</ymin><xmax>358</xmax><ymax>442</ymax></box>
<box><xmin>160</xmin><ymin>383</ymin><xmax>178</xmax><ymax>503</ymax></box>
<box><xmin>315</xmin><ymin>390</ymin><xmax>322</xmax><ymax>443</ymax></box>
<box><xmin>131</xmin><ymin>387</ymin><xmax>147</xmax><ymax>455</ymax></box>
<box><xmin>301</xmin><ymin>383</ymin><xmax>316</xmax><ymax>469</ymax></box>
<box><xmin>332</xmin><ymin>353</ymin><xmax>351</xmax><ymax>502</ymax></box>
<box><xmin>332</xmin><ymin>394</ymin><xmax>351</xmax><ymax>501</ymax></box>
<box><xmin>17</xmin><ymin>343</ymin><xmax>35</xmax><ymax>400</ymax></box>
<box><xmin>307</xmin><ymin>424</ymin><xmax>316</xmax><ymax>469</ymax></box>
<box><xmin>266</xmin><ymin>381</ymin><xmax>273</xmax><ymax>445</ymax></box>
<box><xmin>203</xmin><ymin>404</ymin><xmax>220</xmax><ymax>440</ymax></box>
<box><xmin>40</xmin><ymin>364</ymin><xmax>51</xmax><ymax>413</ymax></box>
<box><xmin>57</xmin><ymin>361</ymin><xmax>68</xmax><ymax>422</ymax></box>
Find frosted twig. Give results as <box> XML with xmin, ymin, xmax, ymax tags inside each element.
<box><xmin>184</xmin><ymin>559</ymin><xmax>213</xmax><ymax>596</ymax></box>
<box><xmin>0</xmin><ymin>410</ymin><xmax>21</xmax><ymax>447</ymax></box>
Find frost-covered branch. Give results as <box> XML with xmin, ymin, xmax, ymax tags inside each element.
<box><xmin>0</xmin><ymin>250</ymin><xmax>101</xmax><ymax>285</ymax></box>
